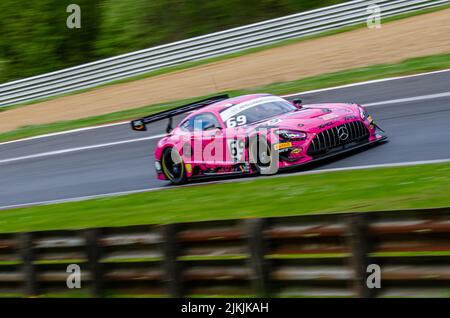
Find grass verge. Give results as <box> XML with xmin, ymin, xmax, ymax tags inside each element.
<box><xmin>1</xmin><ymin>52</ymin><xmax>450</xmax><ymax>143</ymax></box>
<box><xmin>0</xmin><ymin>162</ymin><xmax>448</xmax><ymax>233</ymax></box>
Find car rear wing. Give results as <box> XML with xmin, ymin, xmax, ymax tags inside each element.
<box><xmin>130</xmin><ymin>94</ymin><xmax>229</xmax><ymax>133</ymax></box>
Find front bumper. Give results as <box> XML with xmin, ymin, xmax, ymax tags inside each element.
<box><xmin>279</xmin><ymin>129</ymin><xmax>388</xmax><ymax>171</ymax></box>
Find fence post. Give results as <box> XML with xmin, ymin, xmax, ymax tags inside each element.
<box><xmin>162</xmin><ymin>223</ymin><xmax>183</xmax><ymax>297</ymax></box>
<box><xmin>346</xmin><ymin>214</ymin><xmax>375</xmax><ymax>298</ymax></box>
<box><xmin>84</xmin><ymin>229</ymin><xmax>103</xmax><ymax>297</ymax></box>
<box><xmin>245</xmin><ymin>218</ymin><xmax>270</xmax><ymax>297</ymax></box>
<box><xmin>17</xmin><ymin>232</ymin><xmax>37</xmax><ymax>297</ymax></box>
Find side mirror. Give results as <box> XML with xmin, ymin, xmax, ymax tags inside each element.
<box><xmin>292</xmin><ymin>98</ymin><xmax>303</xmax><ymax>108</ymax></box>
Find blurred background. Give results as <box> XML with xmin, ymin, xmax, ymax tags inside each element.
<box><xmin>0</xmin><ymin>0</ymin><xmax>346</xmax><ymax>83</ymax></box>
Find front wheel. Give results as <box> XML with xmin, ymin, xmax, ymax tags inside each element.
<box><xmin>161</xmin><ymin>147</ymin><xmax>187</xmax><ymax>185</ymax></box>
<box><xmin>249</xmin><ymin>135</ymin><xmax>275</xmax><ymax>174</ymax></box>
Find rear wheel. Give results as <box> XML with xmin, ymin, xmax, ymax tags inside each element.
<box><xmin>161</xmin><ymin>147</ymin><xmax>187</xmax><ymax>185</ymax></box>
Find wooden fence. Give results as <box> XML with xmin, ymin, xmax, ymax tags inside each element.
<box><xmin>0</xmin><ymin>207</ymin><xmax>449</xmax><ymax>298</ymax></box>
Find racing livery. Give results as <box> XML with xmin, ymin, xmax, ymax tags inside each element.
<box><xmin>131</xmin><ymin>94</ymin><xmax>387</xmax><ymax>184</ymax></box>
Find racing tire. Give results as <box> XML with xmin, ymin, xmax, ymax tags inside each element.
<box><xmin>161</xmin><ymin>147</ymin><xmax>187</xmax><ymax>185</ymax></box>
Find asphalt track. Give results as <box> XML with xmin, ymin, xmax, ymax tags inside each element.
<box><xmin>0</xmin><ymin>70</ymin><xmax>449</xmax><ymax>209</ymax></box>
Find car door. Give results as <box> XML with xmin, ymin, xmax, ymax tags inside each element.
<box><xmin>189</xmin><ymin>112</ymin><xmax>226</xmax><ymax>166</ymax></box>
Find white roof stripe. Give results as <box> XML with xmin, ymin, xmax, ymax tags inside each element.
<box><xmin>220</xmin><ymin>96</ymin><xmax>286</xmax><ymax>121</ymax></box>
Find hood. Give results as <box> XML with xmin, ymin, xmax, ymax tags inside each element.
<box><xmin>251</xmin><ymin>103</ymin><xmax>359</xmax><ymax>133</ymax></box>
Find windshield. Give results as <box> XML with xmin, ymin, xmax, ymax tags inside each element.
<box><xmin>220</xmin><ymin>96</ymin><xmax>296</xmax><ymax>128</ymax></box>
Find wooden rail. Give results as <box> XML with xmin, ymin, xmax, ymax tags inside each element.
<box><xmin>0</xmin><ymin>207</ymin><xmax>449</xmax><ymax>298</ymax></box>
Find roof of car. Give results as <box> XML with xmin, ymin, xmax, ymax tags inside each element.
<box><xmin>192</xmin><ymin>93</ymin><xmax>273</xmax><ymax>115</ymax></box>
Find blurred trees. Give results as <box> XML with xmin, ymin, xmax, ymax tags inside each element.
<box><xmin>0</xmin><ymin>0</ymin><xmax>346</xmax><ymax>83</ymax></box>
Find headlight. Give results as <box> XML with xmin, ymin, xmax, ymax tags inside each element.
<box><xmin>358</xmin><ymin>105</ymin><xmax>367</xmax><ymax>120</ymax></box>
<box><xmin>276</xmin><ymin>129</ymin><xmax>307</xmax><ymax>140</ymax></box>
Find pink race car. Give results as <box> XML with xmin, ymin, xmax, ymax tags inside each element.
<box><xmin>131</xmin><ymin>94</ymin><xmax>387</xmax><ymax>184</ymax></box>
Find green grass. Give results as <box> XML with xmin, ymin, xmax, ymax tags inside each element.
<box><xmin>370</xmin><ymin>251</ymin><xmax>450</xmax><ymax>258</ymax></box>
<box><xmin>178</xmin><ymin>255</ymin><xmax>247</xmax><ymax>261</ymax></box>
<box><xmin>0</xmin><ymin>260</ymin><xmax>21</xmax><ymax>266</ymax></box>
<box><xmin>266</xmin><ymin>253</ymin><xmax>349</xmax><ymax>259</ymax></box>
<box><xmin>36</xmin><ymin>291</ymin><xmax>92</xmax><ymax>298</ymax></box>
<box><xmin>32</xmin><ymin>259</ymin><xmax>86</xmax><ymax>265</ymax></box>
<box><xmin>0</xmin><ymin>162</ymin><xmax>448</xmax><ymax>234</ymax></box>
<box><xmin>100</xmin><ymin>257</ymin><xmax>162</xmax><ymax>263</ymax></box>
<box><xmin>1</xmin><ymin>51</ymin><xmax>450</xmax><ymax>144</ymax></box>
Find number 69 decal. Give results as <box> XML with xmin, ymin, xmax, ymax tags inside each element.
<box><xmin>226</xmin><ymin>115</ymin><xmax>247</xmax><ymax>128</ymax></box>
<box><xmin>227</xmin><ymin>138</ymin><xmax>246</xmax><ymax>163</ymax></box>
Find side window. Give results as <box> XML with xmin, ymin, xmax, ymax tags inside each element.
<box><xmin>192</xmin><ymin>113</ymin><xmax>222</xmax><ymax>131</ymax></box>
<box><xmin>180</xmin><ymin>118</ymin><xmax>194</xmax><ymax>132</ymax></box>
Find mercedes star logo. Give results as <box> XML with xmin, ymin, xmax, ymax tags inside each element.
<box><xmin>338</xmin><ymin>127</ymin><xmax>349</xmax><ymax>141</ymax></box>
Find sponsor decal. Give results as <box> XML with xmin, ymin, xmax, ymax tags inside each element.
<box><xmin>317</xmin><ymin>122</ymin><xmax>334</xmax><ymax>130</ymax></box>
<box><xmin>291</xmin><ymin>148</ymin><xmax>302</xmax><ymax>154</ymax></box>
<box><xmin>319</xmin><ymin>113</ymin><xmax>338</xmax><ymax>121</ymax></box>
<box><xmin>274</xmin><ymin>142</ymin><xmax>292</xmax><ymax>150</ymax></box>
<box><xmin>185</xmin><ymin>164</ymin><xmax>193</xmax><ymax>174</ymax></box>
<box><xmin>238</xmin><ymin>163</ymin><xmax>250</xmax><ymax>173</ymax></box>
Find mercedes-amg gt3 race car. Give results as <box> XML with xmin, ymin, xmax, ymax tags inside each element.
<box><xmin>131</xmin><ymin>94</ymin><xmax>387</xmax><ymax>184</ymax></box>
